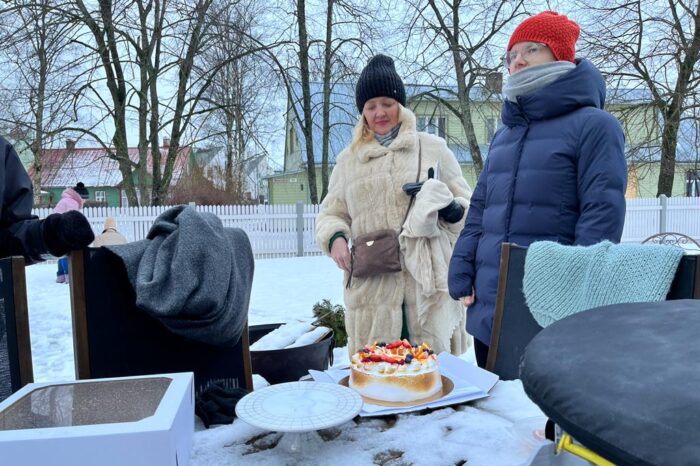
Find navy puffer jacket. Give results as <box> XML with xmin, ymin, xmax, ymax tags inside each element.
<box><xmin>448</xmin><ymin>59</ymin><xmax>627</xmax><ymax>346</ymax></box>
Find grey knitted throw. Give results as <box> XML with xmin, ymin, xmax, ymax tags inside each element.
<box><xmin>107</xmin><ymin>205</ymin><xmax>254</xmax><ymax>347</ymax></box>
<box><xmin>523</xmin><ymin>241</ymin><xmax>684</xmax><ymax>328</ymax></box>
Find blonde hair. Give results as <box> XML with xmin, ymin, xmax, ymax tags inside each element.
<box><xmin>350</xmin><ymin>117</ymin><xmax>376</xmax><ymax>153</ymax></box>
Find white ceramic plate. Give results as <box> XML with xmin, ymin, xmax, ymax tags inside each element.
<box><xmin>235</xmin><ymin>382</ymin><xmax>363</xmax><ymax>432</ymax></box>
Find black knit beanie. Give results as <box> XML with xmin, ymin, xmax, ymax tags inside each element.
<box><xmin>74</xmin><ymin>182</ymin><xmax>89</xmax><ymax>199</ymax></box>
<box><xmin>355</xmin><ymin>54</ymin><xmax>406</xmax><ymax>113</ymax></box>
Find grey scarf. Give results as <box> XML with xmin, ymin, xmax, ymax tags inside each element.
<box><xmin>503</xmin><ymin>61</ymin><xmax>576</xmax><ymax>102</ymax></box>
<box><xmin>375</xmin><ymin>123</ymin><xmax>401</xmax><ymax>146</ymax></box>
<box><xmin>107</xmin><ymin>205</ymin><xmax>254</xmax><ymax>347</ymax></box>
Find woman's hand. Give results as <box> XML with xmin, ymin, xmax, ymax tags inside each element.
<box><xmin>330</xmin><ymin>237</ymin><xmax>351</xmax><ymax>272</ymax></box>
<box><xmin>460</xmin><ymin>293</ymin><xmax>475</xmax><ymax>307</ymax></box>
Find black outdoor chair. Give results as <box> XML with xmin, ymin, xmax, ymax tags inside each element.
<box><xmin>68</xmin><ymin>247</ymin><xmax>253</xmax><ymax>394</ymax></box>
<box><xmin>487</xmin><ymin>242</ymin><xmax>700</xmax><ymax>380</ymax></box>
<box><xmin>0</xmin><ymin>256</ymin><xmax>32</xmax><ymax>403</ymax></box>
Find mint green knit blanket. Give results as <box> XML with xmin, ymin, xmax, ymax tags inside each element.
<box><xmin>523</xmin><ymin>241</ymin><xmax>684</xmax><ymax>328</ymax></box>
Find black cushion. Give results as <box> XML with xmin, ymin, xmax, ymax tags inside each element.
<box><xmin>521</xmin><ymin>299</ymin><xmax>700</xmax><ymax>466</ymax></box>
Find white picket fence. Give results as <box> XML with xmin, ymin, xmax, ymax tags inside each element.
<box><xmin>32</xmin><ymin>196</ymin><xmax>700</xmax><ymax>259</ymax></box>
<box><xmin>622</xmin><ymin>196</ymin><xmax>700</xmax><ymax>243</ymax></box>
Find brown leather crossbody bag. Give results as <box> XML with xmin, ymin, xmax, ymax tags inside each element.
<box><xmin>347</xmin><ymin>140</ymin><xmax>422</xmax><ymax>286</ymax></box>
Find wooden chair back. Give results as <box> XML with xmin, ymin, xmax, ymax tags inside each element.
<box><xmin>0</xmin><ymin>257</ymin><xmax>32</xmax><ymax>402</ymax></box>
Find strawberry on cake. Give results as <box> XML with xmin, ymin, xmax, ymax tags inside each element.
<box><xmin>349</xmin><ymin>340</ymin><xmax>442</xmax><ymax>403</ymax></box>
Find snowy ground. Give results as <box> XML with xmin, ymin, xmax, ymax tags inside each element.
<box><xmin>26</xmin><ymin>256</ymin><xmax>546</xmax><ymax>466</ymax></box>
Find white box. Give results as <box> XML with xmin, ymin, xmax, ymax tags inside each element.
<box><xmin>0</xmin><ymin>372</ymin><xmax>194</xmax><ymax>466</ymax></box>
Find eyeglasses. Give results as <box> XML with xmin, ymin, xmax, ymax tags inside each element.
<box><xmin>505</xmin><ymin>43</ymin><xmax>548</xmax><ymax>66</ymax></box>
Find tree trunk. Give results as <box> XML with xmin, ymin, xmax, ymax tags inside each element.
<box><xmin>657</xmin><ymin>106</ymin><xmax>682</xmax><ymax>196</ymax></box>
<box><xmin>319</xmin><ymin>0</ymin><xmax>334</xmax><ymax>202</ymax></box>
<box><xmin>32</xmin><ymin>11</ymin><xmax>47</xmax><ymax>205</ymax></box>
<box><xmin>235</xmin><ymin>67</ymin><xmax>246</xmax><ymax>199</ymax></box>
<box><xmin>137</xmin><ymin>9</ymin><xmax>150</xmax><ymax>206</ymax></box>
<box><xmin>297</xmin><ymin>0</ymin><xmax>318</xmax><ymax>204</ymax></box>
<box><xmin>153</xmin><ymin>0</ymin><xmax>213</xmax><ymax>205</ymax></box>
<box><xmin>446</xmin><ymin>2</ymin><xmax>483</xmax><ymax>175</ymax></box>
<box><xmin>76</xmin><ymin>0</ymin><xmax>138</xmax><ymax>206</ymax></box>
<box><xmin>453</xmin><ymin>63</ymin><xmax>484</xmax><ymax>175</ymax></box>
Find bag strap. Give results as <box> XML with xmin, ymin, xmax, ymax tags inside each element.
<box><xmin>346</xmin><ymin>137</ymin><xmax>423</xmax><ymax>289</ymax></box>
<box><xmin>398</xmin><ymin>137</ymin><xmax>422</xmax><ymax>234</ymax></box>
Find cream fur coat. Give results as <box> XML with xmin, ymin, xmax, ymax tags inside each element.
<box><xmin>315</xmin><ymin>107</ymin><xmax>472</xmax><ymax>355</ymax></box>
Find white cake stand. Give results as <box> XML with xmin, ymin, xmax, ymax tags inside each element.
<box><xmin>235</xmin><ymin>381</ymin><xmax>363</xmax><ymax>454</ymax></box>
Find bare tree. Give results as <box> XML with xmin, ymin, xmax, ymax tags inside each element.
<box><xmin>268</xmin><ymin>0</ymin><xmax>373</xmax><ymax>203</ymax></box>
<box><xmin>317</xmin><ymin>0</ymin><xmax>373</xmax><ymax>200</ymax></box>
<box><xmin>0</xmin><ymin>0</ymin><xmax>86</xmax><ymax>203</ymax></box>
<box><xmin>193</xmin><ymin>0</ymin><xmax>278</xmax><ymax>202</ymax></box>
<box><xmin>68</xmin><ymin>0</ymin><xmax>281</xmax><ymax>205</ymax></box>
<box><xmin>70</xmin><ymin>0</ymin><xmax>140</xmax><ymax>204</ymax></box>
<box><xmin>575</xmin><ymin>0</ymin><xmax>700</xmax><ymax>196</ymax></box>
<box><xmin>404</xmin><ymin>0</ymin><xmax>526</xmax><ymax>176</ymax></box>
<box><xmin>295</xmin><ymin>0</ymin><xmax>321</xmax><ymax>203</ymax></box>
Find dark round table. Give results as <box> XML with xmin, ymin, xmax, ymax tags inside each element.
<box><xmin>521</xmin><ymin>299</ymin><xmax>700</xmax><ymax>466</ymax></box>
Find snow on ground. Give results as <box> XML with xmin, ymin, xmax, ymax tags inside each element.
<box><xmin>25</xmin><ymin>256</ymin><xmax>545</xmax><ymax>466</ymax></box>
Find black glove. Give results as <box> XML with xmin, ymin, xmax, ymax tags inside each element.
<box><xmin>402</xmin><ymin>167</ymin><xmax>435</xmax><ymax>196</ymax></box>
<box><xmin>402</xmin><ymin>181</ymin><xmax>423</xmax><ymax>196</ymax></box>
<box><xmin>42</xmin><ymin>211</ymin><xmax>95</xmax><ymax>257</ymax></box>
<box><xmin>438</xmin><ymin>200</ymin><xmax>465</xmax><ymax>223</ymax></box>
<box><xmin>195</xmin><ymin>382</ymin><xmax>250</xmax><ymax>428</ymax></box>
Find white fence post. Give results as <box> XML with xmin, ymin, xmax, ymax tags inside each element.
<box><xmin>659</xmin><ymin>194</ymin><xmax>668</xmax><ymax>233</ymax></box>
<box><xmin>296</xmin><ymin>201</ymin><xmax>304</xmax><ymax>257</ymax></box>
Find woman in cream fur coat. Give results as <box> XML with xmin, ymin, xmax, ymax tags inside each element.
<box><xmin>315</xmin><ymin>54</ymin><xmax>472</xmax><ymax>356</ymax></box>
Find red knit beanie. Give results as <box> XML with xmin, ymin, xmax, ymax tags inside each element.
<box><xmin>507</xmin><ymin>11</ymin><xmax>580</xmax><ymax>63</ymax></box>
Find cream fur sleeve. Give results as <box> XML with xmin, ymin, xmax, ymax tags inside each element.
<box><xmin>315</xmin><ymin>154</ymin><xmax>351</xmax><ymax>255</ymax></box>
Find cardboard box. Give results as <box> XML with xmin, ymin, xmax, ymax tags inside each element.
<box><xmin>0</xmin><ymin>372</ymin><xmax>193</xmax><ymax>466</ymax></box>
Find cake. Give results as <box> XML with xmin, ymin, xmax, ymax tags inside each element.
<box><xmin>349</xmin><ymin>339</ymin><xmax>442</xmax><ymax>403</ymax></box>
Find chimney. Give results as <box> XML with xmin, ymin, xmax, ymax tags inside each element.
<box><xmin>66</xmin><ymin>139</ymin><xmax>76</xmax><ymax>151</ymax></box>
<box><xmin>162</xmin><ymin>138</ymin><xmax>171</xmax><ymax>148</ymax></box>
<box><xmin>485</xmin><ymin>72</ymin><xmax>503</xmax><ymax>94</ymax></box>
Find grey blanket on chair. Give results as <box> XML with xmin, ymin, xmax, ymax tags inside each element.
<box><xmin>107</xmin><ymin>205</ymin><xmax>254</xmax><ymax>347</ymax></box>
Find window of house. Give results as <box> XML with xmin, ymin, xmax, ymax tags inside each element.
<box><xmin>95</xmin><ymin>190</ymin><xmax>106</xmax><ymax>203</ymax></box>
<box><xmin>486</xmin><ymin>117</ymin><xmax>499</xmax><ymax>142</ymax></box>
<box><xmin>417</xmin><ymin>116</ymin><xmax>446</xmax><ymax>138</ymax></box>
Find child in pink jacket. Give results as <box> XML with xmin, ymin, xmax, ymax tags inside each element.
<box><xmin>54</xmin><ymin>182</ymin><xmax>89</xmax><ymax>282</ymax></box>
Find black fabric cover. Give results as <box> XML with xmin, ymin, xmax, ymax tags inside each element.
<box><xmin>79</xmin><ymin>247</ymin><xmax>252</xmax><ymax>395</ymax></box>
<box><xmin>521</xmin><ymin>299</ymin><xmax>700</xmax><ymax>466</ymax></box>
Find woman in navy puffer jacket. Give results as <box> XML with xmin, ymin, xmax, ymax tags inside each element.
<box><xmin>448</xmin><ymin>11</ymin><xmax>627</xmax><ymax>367</ymax></box>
